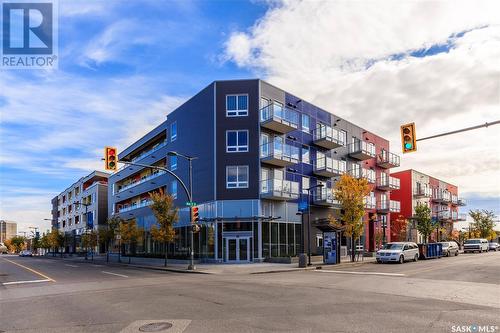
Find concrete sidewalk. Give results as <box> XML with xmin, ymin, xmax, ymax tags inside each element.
<box><xmin>40</xmin><ymin>253</ymin><xmax>376</xmax><ymax>275</ymax></box>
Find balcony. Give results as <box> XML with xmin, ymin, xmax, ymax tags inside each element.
<box><xmin>377</xmin><ymin>175</ymin><xmax>400</xmax><ymax>191</ymax></box>
<box><xmin>437</xmin><ymin>211</ymin><xmax>451</xmax><ymax>221</ymax></box>
<box><xmin>260</xmin><ymin>140</ymin><xmax>300</xmax><ymax>167</ymax></box>
<box><xmin>313</xmin><ymin>187</ymin><xmax>341</xmax><ymax>207</ymax></box>
<box><xmin>118</xmin><ymin>200</ymin><xmax>152</xmax><ymax>213</ymax></box>
<box><xmin>414</xmin><ymin>184</ymin><xmax>432</xmax><ymax>198</ymax></box>
<box><xmin>377</xmin><ymin>150</ymin><xmax>400</xmax><ymax>169</ymax></box>
<box><xmin>312</xmin><ymin>125</ymin><xmax>345</xmax><ymax>149</ymax></box>
<box><xmin>432</xmin><ymin>190</ymin><xmax>451</xmax><ymax>203</ymax></box>
<box><xmin>116</xmin><ymin>170</ymin><xmax>166</xmax><ymax>194</ymax></box>
<box><xmin>348</xmin><ymin>141</ymin><xmax>376</xmax><ymax>160</ymax></box>
<box><xmin>390</xmin><ymin>200</ymin><xmax>401</xmax><ymax>213</ymax></box>
<box><xmin>117</xmin><ymin>140</ymin><xmax>168</xmax><ymax>171</ymax></box>
<box><xmin>377</xmin><ymin>201</ymin><xmax>389</xmax><ymax>213</ymax></box>
<box><xmin>260</xmin><ymin>103</ymin><xmax>299</xmax><ymax>133</ymax></box>
<box><xmin>260</xmin><ymin>179</ymin><xmax>299</xmax><ymax>201</ymax></box>
<box><xmin>377</xmin><ymin>200</ymin><xmax>400</xmax><ymax>213</ymax></box>
<box><xmin>362</xmin><ymin>168</ymin><xmax>376</xmax><ymax>184</ymax></box>
<box><xmin>313</xmin><ymin>157</ymin><xmax>346</xmax><ymax>178</ymax></box>
<box><xmin>364</xmin><ymin>196</ymin><xmax>376</xmax><ymax>209</ymax></box>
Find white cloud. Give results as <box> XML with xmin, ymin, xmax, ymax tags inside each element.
<box><xmin>224</xmin><ymin>0</ymin><xmax>500</xmax><ymax>200</ymax></box>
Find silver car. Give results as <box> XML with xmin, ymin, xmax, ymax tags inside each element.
<box><xmin>376</xmin><ymin>242</ymin><xmax>419</xmax><ymax>264</ymax></box>
<box><xmin>488</xmin><ymin>242</ymin><xmax>499</xmax><ymax>251</ymax></box>
<box><xmin>440</xmin><ymin>241</ymin><xmax>459</xmax><ymax>257</ymax></box>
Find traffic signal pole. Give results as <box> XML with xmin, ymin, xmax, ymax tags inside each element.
<box><xmin>111</xmin><ymin>158</ymin><xmax>197</xmax><ymax>270</ymax></box>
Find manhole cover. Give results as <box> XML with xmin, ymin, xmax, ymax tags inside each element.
<box><xmin>138</xmin><ymin>322</ymin><xmax>173</xmax><ymax>332</ymax></box>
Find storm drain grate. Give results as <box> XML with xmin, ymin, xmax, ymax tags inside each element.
<box><xmin>138</xmin><ymin>322</ymin><xmax>173</xmax><ymax>332</ymax></box>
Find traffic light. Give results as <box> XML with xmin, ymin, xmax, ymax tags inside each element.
<box><xmin>400</xmin><ymin>123</ymin><xmax>417</xmax><ymax>153</ymax></box>
<box><xmin>105</xmin><ymin>146</ymin><xmax>118</xmax><ymax>171</ymax></box>
<box><xmin>191</xmin><ymin>206</ymin><xmax>199</xmax><ymax>223</ymax></box>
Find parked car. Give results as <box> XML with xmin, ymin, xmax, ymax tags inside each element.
<box><xmin>376</xmin><ymin>242</ymin><xmax>419</xmax><ymax>264</ymax></box>
<box><xmin>0</xmin><ymin>243</ymin><xmax>8</xmax><ymax>254</ymax></box>
<box><xmin>463</xmin><ymin>239</ymin><xmax>489</xmax><ymax>253</ymax></box>
<box><xmin>19</xmin><ymin>250</ymin><xmax>33</xmax><ymax>257</ymax></box>
<box><xmin>488</xmin><ymin>242</ymin><xmax>500</xmax><ymax>251</ymax></box>
<box><xmin>440</xmin><ymin>241</ymin><xmax>459</xmax><ymax>257</ymax></box>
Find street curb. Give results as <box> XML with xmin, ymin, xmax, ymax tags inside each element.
<box><xmin>38</xmin><ymin>256</ymin><xmax>212</xmax><ymax>274</ymax></box>
<box><xmin>251</xmin><ymin>260</ymin><xmax>376</xmax><ymax>274</ymax></box>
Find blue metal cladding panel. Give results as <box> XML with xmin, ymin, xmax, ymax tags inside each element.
<box><xmin>108</xmin><ymin>83</ymin><xmax>216</xmax><ymax>223</ymax></box>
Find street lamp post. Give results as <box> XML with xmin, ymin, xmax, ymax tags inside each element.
<box><xmin>168</xmin><ymin>151</ymin><xmax>197</xmax><ymax>270</ymax></box>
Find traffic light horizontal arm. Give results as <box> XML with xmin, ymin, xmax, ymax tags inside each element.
<box><xmin>416</xmin><ymin>120</ymin><xmax>500</xmax><ymax>142</ymax></box>
<box><xmin>118</xmin><ymin>160</ymin><xmax>192</xmax><ymax>202</ymax></box>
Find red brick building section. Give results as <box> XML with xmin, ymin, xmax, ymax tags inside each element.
<box><xmin>390</xmin><ymin>170</ymin><xmax>466</xmax><ymax>243</ymax></box>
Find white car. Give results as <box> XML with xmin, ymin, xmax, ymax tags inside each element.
<box><xmin>376</xmin><ymin>242</ymin><xmax>420</xmax><ymax>264</ymax></box>
<box><xmin>440</xmin><ymin>241</ymin><xmax>459</xmax><ymax>257</ymax></box>
<box><xmin>19</xmin><ymin>250</ymin><xmax>33</xmax><ymax>257</ymax></box>
<box><xmin>0</xmin><ymin>243</ymin><xmax>7</xmax><ymax>254</ymax></box>
<box><xmin>463</xmin><ymin>239</ymin><xmax>488</xmax><ymax>253</ymax></box>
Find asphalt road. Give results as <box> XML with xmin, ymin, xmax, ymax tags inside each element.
<box><xmin>1</xmin><ymin>252</ymin><xmax>499</xmax><ymax>333</ymax></box>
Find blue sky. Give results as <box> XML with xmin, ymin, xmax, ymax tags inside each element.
<box><xmin>1</xmin><ymin>0</ymin><xmax>499</xmax><ymax>233</ymax></box>
<box><xmin>0</xmin><ymin>0</ymin><xmax>269</xmax><ymax>232</ymax></box>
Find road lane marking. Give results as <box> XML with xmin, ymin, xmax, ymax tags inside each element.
<box><xmin>92</xmin><ymin>264</ymin><xmax>103</xmax><ymax>267</ymax></box>
<box><xmin>1</xmin><ymin>257</ymin><xmax>56</xmax><ymax>282</ymax></box>
<box><xmin>316</xmin><ymin>270</ymin><xmax>405</xmax><ymax>277</ymax></box>
<box><xmin>65</xmin><ymin>264</ymin><xmax>79</xmax><ymax>268</ymax></box>
<box><xmin>102</xmin><ymin>271</ymin><xmax>128</xmax><ymax>278</ymax></box>
<box><xmin>2</xmin><ymin>279</ymin><xmax>51</xmax><ymax>286</ymax></box>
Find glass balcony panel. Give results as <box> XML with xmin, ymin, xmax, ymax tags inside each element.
<box><xmin>260</xmin><ymin>103</ymin><xmax>299</xmax><ymax>133</ymax></box>
<box><xmin>312</xmin><ymin>124</ymin><xmax>345</xmax><ymax>149</ymax></box>
<box><xmin>260</xmin><ymin>179</ymin><xmax>300</xmax><ymax>200</ymax></box>
<box><xmin>261</xmin><ymin>140</ymin><xmax>300</xmax><ymax>167</ymax></box>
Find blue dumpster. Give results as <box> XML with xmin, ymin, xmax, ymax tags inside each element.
<box><xmin>418</xmin><ymin>243</ymin><xmax>443</xmax><ymax>259</ymax></box>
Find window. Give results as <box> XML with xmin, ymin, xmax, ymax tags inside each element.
<box><xmin>226</xmin><ymin>94</ymin><xmax>248</xmax><ymax>117</ymax></box>
<box><xmin>226</xmin><ymin>166</ymin><xmax>249</xmax><ymax>188</ymax></box>
<box><xmin>302</xmin><ymin>114</ymin><xmax>310</xmax><ymax>132</ymax></box>
<box><xmin>170</xmin><ymin>155</ymin><xmax>177</xmax><ymax>170</ymax></box>
<box><xmin>302</xmin><ymin>177</ymin><xmax>310</xmax><ymax>194</ymax></box>
<box><xmin>170</xmin><ymin>122</ymin><xmax>177</xmax><ymax>141</ymax></box>
<box><xmin>171</xmin><ymin>181</ymin><xmax>178</xmax><ymax>199</ymax></box>
<box><xmin>226</xmin><ymin>130</ymin><xmax>248</xmax><ymax>152</ymax></box>
<box><xmin>301</xmin><ymin>147</ymin><xmax>310</xmax><ymax>164</ymax></box>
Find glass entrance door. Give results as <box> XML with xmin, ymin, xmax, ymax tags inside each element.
<box><xmin>225</xmin><ymin>237</ymin><xmax>251</xmax><ymax>263</ymax></box>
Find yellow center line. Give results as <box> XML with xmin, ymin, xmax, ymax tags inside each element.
<box><xmin>1</xmin><ymin>257</ymin><xmax>56</xmax><ymax>282</ymax></box>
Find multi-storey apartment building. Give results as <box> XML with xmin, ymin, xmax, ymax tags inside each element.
<box><xmin>390</xmin><ymin>169</ymin><xmax>466</xmax><ymax>243</ymax></box>
<box><xmin>52</xmin><ymin>171</ymin><xmax>109</xmax><ymax>253</ymax></box>
<box><xmin>0</xmin><ymin>220</ymin><xmax>17</xmax><ymax>243</ymax></box>
<box><xmin>108</xmin><ymin>79</ymin><xmax>401</xmax><ymax>263</ymax></box>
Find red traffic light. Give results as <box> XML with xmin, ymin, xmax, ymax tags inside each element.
<box><xmin>105</xmin><ymin>146</ymin><xmax>118</xmax><ymax>171</ymax></box>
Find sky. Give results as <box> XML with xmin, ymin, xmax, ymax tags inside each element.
<box><xmin>0</xmin><ymin>0</ymin><xmax>499</xmax><ymax>234</ymax></box>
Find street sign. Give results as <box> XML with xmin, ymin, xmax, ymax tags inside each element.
<box><xmin>186</xmin><ymin>201</ymin><xmax>197</xmax><ymax>207</ymax></box>
<box><xmin>298</xmin><ymin>200</ymin><xmax>308</xmax><ymax>212</ymax></box>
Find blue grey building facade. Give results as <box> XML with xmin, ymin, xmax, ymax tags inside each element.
<box><xmin>108</xmin><ymin>79</ymin><xmax>401</xmax><ymax>263</ymax></box>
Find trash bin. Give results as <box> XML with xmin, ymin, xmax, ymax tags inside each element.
<box><xmin>298</xmin><ymin>253</ymin><xmax>307</xmax><ymax>268</ymax></box>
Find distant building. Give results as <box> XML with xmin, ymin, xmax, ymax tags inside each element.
<box><xmin>53</xmin><ymin>171</ymin><xmax>110</xmax><ymax>253</ymax></box>
<box><xmin>0</xmin><ymin>220</ymin><xmax>17</xmax><ymax>243</ymax></box>
<box><xmin>390</xmin><ymin>169</ymin><xmax>466</xmax><ymax>243</ymax></box>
